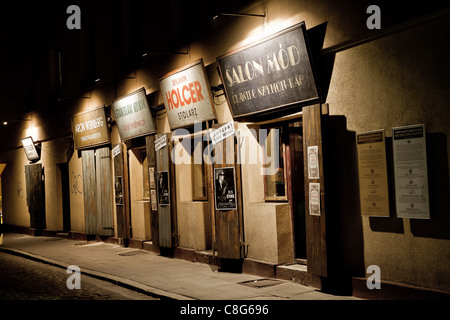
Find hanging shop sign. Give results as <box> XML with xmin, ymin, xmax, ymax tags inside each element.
<box><xmin>21</xmin><ymin>136</ymin><xmax>40</xmax><ymax>161</ymax></box>
<box><xmin>356</xmin><ymin>130</ymin><xmax>390</xmax><ymax>217</ymax></box>
<box><xmin>113</xmin><ymin>87</ymin><xmax>156</xmax><ymax>141</ymax></box>
<box><xmin>160</xmin><ymin>59</ymin><xmax>217</xmax><ymax>130</ymax></box>
<box><xmin>217</xmin><ymin>22</ymin><xmax>320</xmax><ymax>119</ymax></box>
<box><xmin>72</xmin><ymin>106</ymin><xmax>110</xmax><ymax>150</ymax></box>
<box><xmin>392</xmin><ymin>124</ymin><xmax>430</xmax><ymax>219</ymax></box>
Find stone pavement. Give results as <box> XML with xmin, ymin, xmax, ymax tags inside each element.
<box><xmin>0</xmin><ymin>232</ymin><xmax>360</xmax><ymax>301</ymax></box>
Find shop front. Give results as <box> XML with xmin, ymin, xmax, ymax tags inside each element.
<box><xmin>72</xmin><ymin>105</ymin><xmax>113</xmax><ymax>237</ymax></box>
<box><xmin>159</xmin><ymin>59</ymin><xmax>218</xmax><ymax>253</ymax></box>
<box><xmin>215</xmin><ymin>22</ymin><xmax>328</xmax><ymax>277</ymax></box>
<box><xmin>112</xmin><ymin>87</ymin><xmax>157</xmax><ymax>246</ymax></box>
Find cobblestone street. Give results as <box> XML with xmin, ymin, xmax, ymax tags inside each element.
<box><xmin>0</xmin><ymin>251</ymin><xmax>157</xmax><ymax>300</ymax></box>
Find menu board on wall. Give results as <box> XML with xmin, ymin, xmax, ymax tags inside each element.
<box><xmin>356</xmin><ymin>130</ymin><xmax>390</xmax><ymax>217</ymax></box>
<box><xmin>216</xmin><ymin>22</ymin><xmax>320</xmax><ymax>119</ymax></box>
<box><xmin>392</xmin><ymin>124</ymin><xmax>430</xmax><ymax>219</ymax></box>
<box><xmin>160</xmin><ymin>59</ymin><xmax>217</xmax><ymax>130</ymax></box>
<box><xmin>72</xmin><ymin>106</ymin><xmax>110</xmax><ymax>149</ymax></box>
<box><xmin>112</xmin><ymin>87</ymin><xmax>156</xmax><ymax>141</ymax></box>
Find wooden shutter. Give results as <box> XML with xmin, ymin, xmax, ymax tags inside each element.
<box><xmin>303</xmin><ymin>104</ymin><xmax>328</xmax><ymax>277</ymax></box>
<box><xmin>212</xmin><ymin>124</ymin><xmax>245</xmax><ymax>259</ymax></box>
<box><xmin>146</xmin><ymin>135</ymin><xmax>159</xmax><ymax>247</ymax></box>
<box><xmin>25</xmin><ymin>164</ymin><xmax>46</xmax><ymax>230</ymax></box>
<box><xmin>97</xmin><ymin>147</ymin><xmax>114</xmax><ymax>236</ymax></box>
<box><xmin>156</xmin><ymin>133</ymin><xmax>177</xmax><ymax>248</ymax></box>
<box><xmin>113</xmin><ymin>143</ymin><xmax>130</xmax><ymax>238</ymax></box>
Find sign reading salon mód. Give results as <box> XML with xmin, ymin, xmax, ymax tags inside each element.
<box><xmin>72</xmin><ymin>106</ymin><xmax>110</xmax><ymax>149</ymax></box>
<box><xmin>217</xmin><ymin>22</ymin><xmax>320</xmax><ymax>119</ymax></box>
<box><xmin>160</xmin><ymin>59</ymin><xmax>217</xmax><ymax>130</ymax></box>
<box><xmin>113</xmin><ymin>87</ymin><xmax>156</xmax><ymax>141</ymax></box>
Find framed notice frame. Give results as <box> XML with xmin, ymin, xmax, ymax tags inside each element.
<box><xmin>392</xmin><ymin>124</ymin><xmax>430</xmax><ymax>219</ymax></box>
<box><xmin>115</xmin><ymin>176</ymin><xmax>123</xmax><ymax>205</ymax></box>
<box><xmin>356</xmin><ymin>130</ymin><xmax>390</xmax><ymax>217</ymax></box>
<box><xmin>214</xmin><ymin>167</ymin><xmax>237</xmax><ymax>210</ymax></box>
<box><xmin>157</xmin><ymin>171</ymin><xmax>170</xmax><ymax>206</ymax></box>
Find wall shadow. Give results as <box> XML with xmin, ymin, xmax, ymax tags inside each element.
<box><xmin>368</xmin><ymin>133</ymin><xmax>450</xmax><ymax>240</ymax></box>
<box><xmin>410</xmin><ymin>133</ymin><xmax>450</xmax><ymax>239</ymax></box>
<box><xmin>323</xmin><ymin>115</ymin><xmax>365</xmax><ymax>294</ymax></box>
<box><xmin>307</xmin><ymin>22</ymin><xmax>335</xmax><ymax>104</ymax></box>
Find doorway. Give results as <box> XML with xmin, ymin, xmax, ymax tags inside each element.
<box><xmin>57</xmin><ymin>163</ymin><xmax>70</xmax><ymax>232</ymax></box>
<box><xmin>262</xmin><ymin>121</ymin><xmax>307</xmax><ymax>262</ymax></box>
<box><xmin>25</xmin><ymin>163</ymin><xmax>46</xmax><ymax>230</ymax></box>
<box><xmin>287</xmin><ymin>122</ymin><xmax>306</xmax><ymax>260</ymax></box>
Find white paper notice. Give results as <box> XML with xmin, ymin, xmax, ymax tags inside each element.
<box><xmin>307</xmin><ymin>146</ymin><xmax>320</xmax><ymax>179</ymax></box>
<box><xmin>392</xmin><ymin>124</ymin><xmax>430</xmax><ymax>219</ymax></box>
<box><xmin>309</xmin><ymin>182</ymin><xmax>321</xmax><ymax>216</ymax></box>
<box><xmin>210</xmin><ymin>121</ymin><xmax>235</xmax><ymax>145</ymax></box>
<box><xmin>155</xmin><ymin>135</ymin><xmax>167</xmax><ymax>151</ymax></box>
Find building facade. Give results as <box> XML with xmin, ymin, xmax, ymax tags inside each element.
<box><xmin>0</xmin><ymin>0</ymin><xmax>449</xmax><ymax>298</ymax></box>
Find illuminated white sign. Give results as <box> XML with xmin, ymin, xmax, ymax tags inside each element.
<box><xmin>113</xmin><ymin>87</ymin><xmax>156</xmax><ymax>141</ymax></box>
<box><xmin>160</xmin><ymin>59</ymin><xmax>217</xmax><ymax>130</ymax></box>
<box><xmin>21</xmin><ymin>136</ymin><xmax>40</xmax><ymax>161</ymax></box>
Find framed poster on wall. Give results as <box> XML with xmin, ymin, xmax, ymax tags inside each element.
<box><xmin>157</xmin><ymin>171</ymin><xmax>170</xmax><ymax>206</ymax></box>
<box><xmin>392</xmin><ymin>124</ymin><xmax>430</xmax><ymax>219</ymax></box>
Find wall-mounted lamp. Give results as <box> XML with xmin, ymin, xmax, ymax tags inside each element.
<box><xmin>141</xmin><ymin>50</ymin><xmax>189</xmax><ymax>57</ymax></box>
<box><xmin>213</xmin><ymin>12</ymin><xmax>265</xmax><ymax>19</ymax></box>
<box><xmin>2</xmin><ymin>118</ymin><xmax>31</xmax><ymax>126</ymax></box>
<box><xmin>213</xmin><ymin>9</ymin><xmax>268</xmax><ymax>22</ymax></box>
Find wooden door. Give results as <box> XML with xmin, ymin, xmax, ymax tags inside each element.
<box><xmin>82</xmin><ymin>147</ymin><xmax>114</xmax><ymax>236</ymax></box>
<box><xmin>155</xmin><ymin>133</ymin><xmax>177</xmax><ymax>248</ymax></box>
<box><xmin>25</xmin><ymin>164</ymin><xmax>46</xmax><ymax>230</ymax></box>
<box><xmin>211</xmin><ymin>124</ymin><xmax>244</xmax><ymax>259</ymax></box>
<box><xmin>302</xmin><ymin>104</ymin><xmax>328</xmax><ymax>277</ymax></box>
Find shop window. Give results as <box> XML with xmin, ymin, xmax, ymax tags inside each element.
<box><xmin>263</xmin><ymin>127</ymin><xmax>288</xmax><ymax>201</ymax></box>
<box><xmin>192</xmin><ymin>139</ymin><xmax>208</xmax><ymax>201</ymax></box>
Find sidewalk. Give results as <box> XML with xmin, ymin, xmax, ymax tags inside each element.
<box><xmin>0</xmin><ymin>232</ymin><xmax>360</xmax><ymax>301</ymax></box>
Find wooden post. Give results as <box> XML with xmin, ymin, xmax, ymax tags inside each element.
<box><xmin>303</xmin><ymin>104</ymin><xmax>328</xmax><ymax>277</ymax></box>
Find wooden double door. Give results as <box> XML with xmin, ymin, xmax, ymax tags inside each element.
<box><xmin>82</xmin><ymin>147</ymin><xmax>114</xmax><ymax>236</ymax></box>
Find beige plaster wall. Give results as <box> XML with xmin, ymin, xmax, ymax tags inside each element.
<box><xmin>1</xmin><ymin>148</ymin><xmax>30</xmax><ymax>227</ymax></box>
<box><xmin>40</xmin><ymin>139</ymin><xmax>67</xmax><ymax>231</ymax></box>
<box><xmin>68</xmin><ymin>150</ymin><xmax>85</xmax><ymax>233</ymax></box>
<box><xmin>325</xmin><ymin>17</ymin><xmax>450</xmax><ymax>291</ymax></box>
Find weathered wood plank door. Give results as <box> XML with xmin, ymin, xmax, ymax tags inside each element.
<box><xmin>302</xmin><ymin>104</ymin><xmax>328</xmax><ymax>277</ymax></box>
<box><xmin>113</xmin><ymin>142</ymin><xmax>131</xmax><ymax>239</ymax></box>
<box><xmin>146</xmin><ymin>135</ymin><xmax>159</xmax><ymax>247</ymax></box>
<box><xmin>155</xmin><ymin>133</ymin><xmax>177</xmax><ymax>248</ymax></box>
<box><xmin>211</xmin><ymin>124</ymin><xmax>244</xmax><ymax>259</ymax></box>
<box><xmin>82</xmin><ymin>147</ymin><xmax>114</xmax><ymax>236</ymax></box>
<box><xmin>25</xmin><ymin>164</ymin><xmax>46</xmax><ymax>230</ymax></box>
